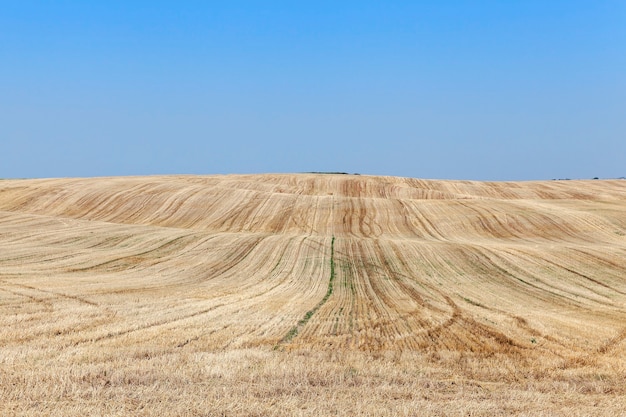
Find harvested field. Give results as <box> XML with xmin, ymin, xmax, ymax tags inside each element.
<box><xmin>1</xmin><ymin>173</ymin><xmax>625</xmax><ymax>416</ymax></box>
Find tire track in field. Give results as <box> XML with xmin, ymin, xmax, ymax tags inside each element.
<box><xmin>71</xmin><ymin>235</ymin><xmax>319</xmax><ymax>348</ymax></box>
<box><xmin>465</xmin><ymin>246</ymin><xmax>587</xmax><ymax>305</ymax></box>
<box><xmin>66</xmin><ymin>234</ymin><xmax>198</xmax><ymax>273</ymax></box>
<box><xmin>397</xmin><ymin>200</ymin><xmax>445</xmax><ymax>240</ymax></box>
<box><xmin>341</xmin><ymin>241</ymin><xmax>539</xmax><ymax>352</ymax></box>
<box><xmin>353</xmin><ymin>240</ymin><xmax>422</xmax><ymax>350</ymax></box>
<box><xmin>172</xmin><ymin>236</ymin><xmax>327</xmax><ymax>348</ymax></box>
<box><xmin>68</xmin><ymin>236</ymin><xmax>267</xmax><ymax>343</ymax></box>
<box><xmin>70</xmin><ymin>302</ymin><xmax>227</xmax><ymax>346</ymax></box>
<box><xmin>0</xmin><ymin>279</ymin><xmax>99</xmax><ymax>307</ymax></box>
<box><xmin>597</xmin><ymin>327</ymin><xmax>626</xmax><ymax>354</ymax></box>
<box><xmin>372</xmin><ymin>240</ymin><xmax>456</xmax><ymax>348</ymax></box>
<box><xmin>318</xmin><ymin>239</ymin><xmax>406</xmax><ymax>350</ymax></box>
<box><xmin>175</xmin><ymin>324</ymin><xmax>233</xmax><ymax>348</ymax></box>
<box><xmin>556</xmin><ymin>326</ymin><xmax>626</xmax><ymax>369</ymax></box>
<box><xmin>0</xmin><ymin>285</ymin><xmax>53</xmax><ymax>311</ymax></box>
<box><xmin>539</xmin><ymin>256</ymin><xmax>626</xmax><ymax>297</ymax></box>
<box><xmin>496</xmin><ymin>246</ymin><xmax>626</xmax><ymax>306</ymax></box>
<box><xmin>277</xmin><ymin>236</ymin><xmax>335</xmax><ymax>346</ymax></box>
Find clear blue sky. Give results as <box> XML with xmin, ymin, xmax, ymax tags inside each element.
<box><xmin>2</xmin><ymin>1</ymin><xmax>625</xmax><ymax>180</ymax></box>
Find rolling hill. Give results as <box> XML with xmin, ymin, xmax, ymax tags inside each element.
<box><xmin>1</xmin><ymin>174</ymin><xmax>625</xmax><ymax>416</ymax></box>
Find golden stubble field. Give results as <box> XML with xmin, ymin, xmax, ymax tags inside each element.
<box><xmin>1</xmin><ymin>173</ymin><xmax>625</xmax><ymax>416</ymax></box>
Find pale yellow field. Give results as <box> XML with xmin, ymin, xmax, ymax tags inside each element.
<box><xmin>1</xmin><ymin>174</ymin><xmax>625</xmax><ymax>416</ymax></box>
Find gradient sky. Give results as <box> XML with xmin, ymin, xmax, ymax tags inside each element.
<box><xmin>2</xmin><ymin>1</ymin><xmax>625</xmax><ymax>180</ymax></box>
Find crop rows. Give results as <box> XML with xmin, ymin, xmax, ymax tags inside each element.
<box><xmin>1</xmin><ymin>173</ymin><xmax>625</xmax><ymax>415</ymax></box>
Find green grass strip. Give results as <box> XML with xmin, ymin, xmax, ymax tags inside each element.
<box><xmin>278</xmin><ymin>236</ymin><xmax>335</xmax><ymax>345</ymax></box>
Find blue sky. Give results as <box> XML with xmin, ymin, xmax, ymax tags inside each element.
<box><xmin>2</xmin><ymin>1</ymin><xmax>625</xmax><ymax>180</ymax></box>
